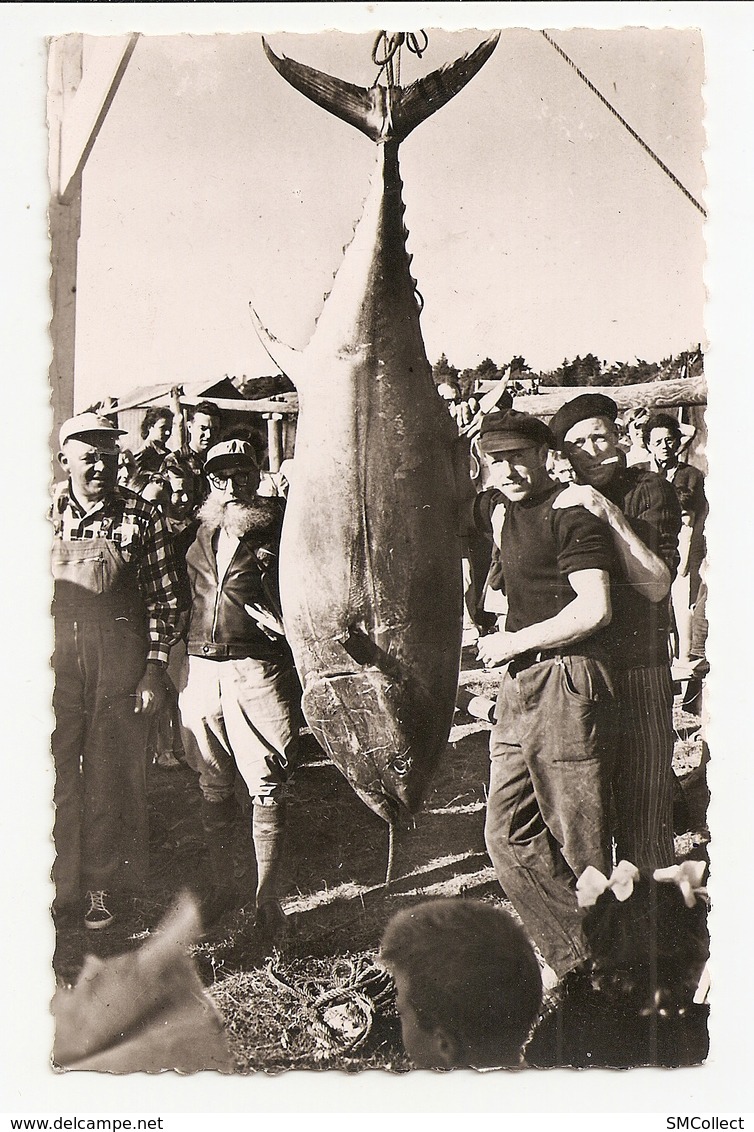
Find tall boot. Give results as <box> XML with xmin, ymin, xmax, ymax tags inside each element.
<box><xmin>199</xmin><ymin>796</ymin><xmax>238</xmax><ymax>929</ymax></box>
<box><xmin>251</xmin><ymin>798</ymin><xmax>288</xmax><ymax>943</ymax></box>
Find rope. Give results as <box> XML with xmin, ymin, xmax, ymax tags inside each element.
<box><xmin>540</xmin><ymin>30</ymin><xmax>706</xmax><ymax>219</ymax></box>
<box><xmin>385</xmin><ymin>820</ymin><xmax>396</xmax><ymax>885</ymax></box>
<box><xmin>265</xmin><ymin>955</ymin><xmax>394</xmax><ymax>1054</ymax></box>
<box><xmin>372</xmin><ymin>30</ymin><xmax>429</xmax><ymax>88</ymax></box>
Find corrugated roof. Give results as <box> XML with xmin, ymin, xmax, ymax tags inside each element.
<box><xmin>115</xmin><ymin>378</ymin><xmax>244</xmax><ymax>413</ymax></box>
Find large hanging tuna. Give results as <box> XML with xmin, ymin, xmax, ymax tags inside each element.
<box><xmin>251</xmin><ymin>34</ymin><xmax>499</xmax><ymax>824</ymax></box>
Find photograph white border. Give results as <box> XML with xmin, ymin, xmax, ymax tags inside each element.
<box><xmin>2</xmin><ymin>1</ymin><xmax>751</xmax><ymax>1120</ymax></box>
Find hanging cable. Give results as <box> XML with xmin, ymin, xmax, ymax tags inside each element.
<box><xmin>541</xmin><ymin>29</ymin><xmax>706</xmax><ymax>219</ymax></box>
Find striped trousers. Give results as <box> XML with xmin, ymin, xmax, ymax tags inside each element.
<box><xmin>612</xmin><ymin>664</ymin><xmax>675</xmax><ymax>869</ymax></box>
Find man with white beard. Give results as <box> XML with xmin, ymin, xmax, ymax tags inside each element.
<box><xmin>179</xmin><ymin>439</ymin><xmax>301</xmax><ymax>941</ymax></box>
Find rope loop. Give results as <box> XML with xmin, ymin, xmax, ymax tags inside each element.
<box><xmin>372</xmin><ymin>30</ymin><xmax>404</xmax><ymax>68</ymax></box>
<box><xmin>371</xmin><ymin>29</ymin><xmax>429</xmax><ymax>86</ymax></box>
<box><xmin>406</xmin><ymin>30</ymin><xmax>428</xmax><ymax>59</ymax></box>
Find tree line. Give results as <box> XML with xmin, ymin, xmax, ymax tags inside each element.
<box><xmin>432</xmin><ymin>346</ymin><xmax>704</xmax><ymax>399</ymax></box>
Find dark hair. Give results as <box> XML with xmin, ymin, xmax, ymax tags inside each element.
<box><xmin>127</xmin><ymin>469</ymin><xmax>167</xmax><ymax>498</ymax></box>
<box><xmin>380</xmin><ymin>898</ymin><xmax>542</xmax><ymax>1068</ymax></box>
<box><xmin>641</xmin><ymin>412</ymin><xmax>682</xmax><ymax>449</ymax></box>
<box><xmin>140</xmin><ymin>406</ymin><xmax>173</xmax><ymax>440</ymax></box>
<box><xmin>189</xmin><ymin>401</ymin><xmax>221</xmax><ymax>423</ymax></box>
<box><xmin>583</xmin><ymin>872</ymin><xmax>709</xmax><ymax>1013</ymax></box>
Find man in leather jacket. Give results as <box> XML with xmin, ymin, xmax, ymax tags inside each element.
<box><xmin>179</xmin><ymin>439</ymin><xmax>301</xmax><ymax>940</ymax></box>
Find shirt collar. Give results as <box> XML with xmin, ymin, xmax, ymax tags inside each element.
<box><xmin>65</xmin><ymin>482</ymin><xmax>125</xmax><ymax>518</ymax></box>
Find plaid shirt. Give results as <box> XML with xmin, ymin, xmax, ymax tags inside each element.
<box><xmin>51</xmin><ymin>482</ymin><xmax>181</xmax><ymax>664</ymax></box>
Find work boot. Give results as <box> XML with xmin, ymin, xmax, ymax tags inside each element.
<box><xmin>251</xmin><ymin>798</ymin><xmax>288</xmax><ymax>947</ymax></box>
<box><xmin>199</xmin><ymin>796</ymin><xmax>238</xmax><ymax>929</ymax></box>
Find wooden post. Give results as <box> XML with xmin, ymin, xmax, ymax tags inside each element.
<box><xmin>170</xmin><ymin>386</ymin><xmax>185</xmax><ymax>449</ymax></box>
<box><xmin>266</xmin><ymin>413</ymin><xmax>283</xmax><ymax>472</ymax></box>
<box><xmin>48</xmin><ymin>185</ymin><xmax>82</xmax><ymax>456</ymax></box>
<box><xmin>46</xmin><ymin>33</ymin><xmax>139</xmax><ymax>471</ymax></box>
<box><xmin>47</xmin><ymin>36</ymin><xmax>83</xmax><ymax>463</ymax></box>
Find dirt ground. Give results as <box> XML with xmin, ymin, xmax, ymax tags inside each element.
<box><xmin>55</xmin><ymin>646</ymin><xmax>709</xmax><ymax>1073</ymax></box>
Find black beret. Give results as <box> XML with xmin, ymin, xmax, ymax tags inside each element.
<box><xmin>478</xmin><ymin>409</ymin><xmax>553</xmax><ymax>454</ymax></box>
<box><xmin>549</xmin><ymin>394</ymin><xmax>618</xmax><ymax>448</ymax></box>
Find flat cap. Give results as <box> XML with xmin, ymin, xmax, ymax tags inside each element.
<box><xmin>478</xmin><ymin>408</ymin><xmax>553</xmax><ymax>454</ymax></box>
<box><xmin>550</xmin><ymin>394</ymin><xmax>618</xmax><ymax>447</ymax></box>
<box><xmin>59</xmin><ymin>412</ymin><xmax>126</xmax><ymax>449</ymax></box>
<box><xmin>205</xmin><ymin>438</ymin><xmax>259</xmax><ymax>474</ymax></box>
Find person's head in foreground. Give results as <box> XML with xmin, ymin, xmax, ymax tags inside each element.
<box><xmin>477</xmin><ymin>409</ymin><xmax>554</xmax><ymax>504</ymax></box>
<box><xmin>576</xmin><ymin>860</ymin><xmax>709</xmax><ymax>1015</ymax></box>
<box><xmin>379</xmin><ymin>898</ymin><xmax>543</xmax><ymax>1069</ymax></box>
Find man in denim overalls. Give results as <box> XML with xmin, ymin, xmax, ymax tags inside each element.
<box><xmin>52</xmin><ymin>413</ymin><xmax>181</xmax><ymax>939</ymax></box>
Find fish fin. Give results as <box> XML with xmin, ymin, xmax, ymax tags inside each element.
<box><xmin>393</xmin><ymin>34</ymin><xmax>500</xmax><ymax>140</ymax></box>
<box><xmin>262</xmin><ymin>38</ymin><xmax>384</xmax><ymax>141</ymax></box>
<box><xmin>248</xmin><ymin>301</ymin><xmax>306</xmax><ymax>388</ymax></box>
<box><xmin>262</xmin><ymin>34</ymin><xmax>499</xmax><ymax>143</ymax></box>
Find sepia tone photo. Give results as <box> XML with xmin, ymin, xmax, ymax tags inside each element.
<box><xmin>44</xmin><ymin>18</ymin><xmax>713</xmax><ymax>1079</ymax></box>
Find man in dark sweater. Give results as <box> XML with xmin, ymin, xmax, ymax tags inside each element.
<box><xmin>472</xmin><ymin>409</ymin><xmax>617</xmax><ymax>979</ymax></box>
<box><xmin>550</xmin><ymin>394</ymin><xmax>682</xmax><ymax>869</ymax></box>
<box><xmin>179</xmin><ymin>439</ymin><xmax>300</xmax><ymax>938</ymax></box>
<box><xmin>639</xmin><ymin>410</ymin><xmax>707</xmax><ymax>607</ymax></box>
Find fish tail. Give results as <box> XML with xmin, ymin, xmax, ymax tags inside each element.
<box><xmin>262</xmin><ymin>34</ymin><xmax>499</xmax><ymax>143</ymax></box>
<box><xmin>393</xmin><ymin>33</ymin><xmax>500</xmax><ymax>140</ymax></box>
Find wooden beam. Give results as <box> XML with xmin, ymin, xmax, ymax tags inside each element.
<box><xmin>513</xmin><ymin>374</ymin><xmax>707</xmax><ymax>419</ymax></box>
<box><xmin>49</xmin><ymin>34</ymin><xmax>140</xmax><ymax>202</ymax></box>
<box><xmin>179</xmin><ymin>395</ymin><xmax>299</xmax><ymax>415</ymax></box>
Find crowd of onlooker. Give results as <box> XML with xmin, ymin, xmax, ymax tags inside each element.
<box><xmin>445</xmin><ymin>392</ymin><xmax>708</xmax><ymax>688</ymax></box>
<box><xmin>51</xmin><ymin>385</ymin><xmax>709</xmax><ymax>1071</ymax></box>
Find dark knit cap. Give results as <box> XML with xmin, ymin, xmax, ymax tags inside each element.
<box><xmin>550</xmin><ymin>394</ymin><xmax>618</xmax><ymax>447</ymax></box>
<box><xmin>478</xmin><ymin>409</ymin><xmax>553</xmax><ymax>454</ymax></box>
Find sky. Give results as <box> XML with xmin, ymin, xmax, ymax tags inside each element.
<box><xmin>68</xmin><ymin>19</ymin><xmax>706</xmax><ymax>409</ymax></box>
<box><xmin>4</xmin><ymin>1</ymin><xmax>754</xmax><ymax>1121</ymax></box>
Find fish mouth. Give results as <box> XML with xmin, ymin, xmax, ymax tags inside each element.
<box><xmin>300</xmin><ymin>668</ymin><xmax>438</xmax><ymax>823</ymax></box>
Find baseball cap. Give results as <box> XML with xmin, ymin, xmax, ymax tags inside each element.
<box><xmin>549</xmin><ymin>394</ymin><xmax>618</xmax><ymax>448</ymax></box>
<box><xmin>59</xmin><ymin>412</ymin><xmax>126</xmax><ymax>449</ymax></box>
<box><xmin>478</xmin><ymin>408</ymin><xmax>553</xmax><ymax>455</ymax></box>
<box><xmin>205</xmin><ymin>439</ymin><xmax>259</xmax><ymax>474</ymax></box>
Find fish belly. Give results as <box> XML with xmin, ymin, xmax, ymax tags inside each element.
<box><xmin>280</xmin><ymin>349</ymin><xmax>463</xmax><ymax>823</ymax></box>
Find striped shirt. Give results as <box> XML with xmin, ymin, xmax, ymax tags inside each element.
<box><xmin>51</xmin><ymin>482</ymin><xmax>181</xmax><ymax>664</ymax></box>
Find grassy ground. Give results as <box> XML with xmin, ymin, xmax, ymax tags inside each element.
<box><xmin>56</xmin><ymin>648</ymin><xmax>708</xmax><ymax>1072</ymax></box>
